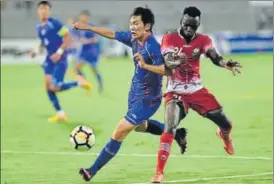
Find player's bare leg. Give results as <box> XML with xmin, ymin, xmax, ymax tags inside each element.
<box><xmin>74</xmin><ymin>62</ymin><xmax>93</xmax><ymax>92</ymax></box>
<box><xmin>80</xmin><ymin>118</ymin><xmax>136</xmax><ymax>181</ymax></box>
<box><xmin>205</xmin><ymin>109</ymin><xmax>234</xmax><ymax>155</ymax></box>
<box><xmin>152</xmin><ymin>100</ymin><xmax>187</xmax><ymax>183</ymax></box>
<box><xmin>90</xmin><ymin>66</ymin><xmax>103</xmax><ymax>93</ymax></box>
<box><xmin>44</xmin><ymin>75</ymin><xmax>68</xmax><ymax>122</ymax></box>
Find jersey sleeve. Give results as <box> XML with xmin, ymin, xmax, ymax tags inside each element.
<box><xmin>150</xmin><ymin>44</ymin><xmax>164</xmax><ymax>66</ymax></box>
<box><xmin>160</xmin><ymin>34</ymin><xmax>175</xmax><ymax>55</ymax></box>
<box><xmin>52</xmin><ymin>18</ymin><xmax>68</xmax><ymax>37</ymax></box>
<box><xmin>114</xmin><ymin>31</ymin><xmax>132</xmax><ymax>47</ymax></box>
<box><xmin>201</xmin><ymin>35</ymin><xmax>213</xmax><ymax>54</ymax></box>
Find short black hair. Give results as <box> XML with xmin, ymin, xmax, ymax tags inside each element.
<box><xmin>37</xmin><ymin>1</ymin><xmax>52</xmax><ymax>8</ymax></box>
<box><xmin>132</xmin><ymin>6</ymin><xmax>155</xmax><ymax>32</ymax></box>
<box><xmin>183</xmin><ymin>6</ymin><xmax>201</xmax><ymax>17</ymax></box>
<box><xmin>80</xmin><ymin>10</ymin><xmax>91</xmax><ymax>16</ymax></box>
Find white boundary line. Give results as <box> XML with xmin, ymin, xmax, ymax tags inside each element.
<box><xmin>1</xmin><ymin>150</ymin><xmax>272</xmax><ymax>161</ymax></box>
<box><xmin>132</xmin><ymin>172</ymin><xmax>273</xmax><ymax>184</ymax></box>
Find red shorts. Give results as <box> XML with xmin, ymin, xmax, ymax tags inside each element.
<box><xmin>164</xmin><ymin>88</ymin><xmax>222</xmax><ymax>116</ymax></box>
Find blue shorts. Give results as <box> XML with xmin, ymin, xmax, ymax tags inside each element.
<box><xmin>125</xmin><ymin>97</ymin><xmax>161</xmax><ymax>125</ymax></box>
<box><xmin>41</xmin><ymin>60</ymin><xmax>68</xmax><ymax>87</ymax></box>
<box><xmin>78</xmin><ymin>51</ymin><xmax>100</xmax><ymax>68</ymax></box>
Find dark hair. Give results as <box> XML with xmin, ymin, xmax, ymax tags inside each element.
<box><xmin>132</xmin><ymin>6</ymin><xmax>155</xmax><ymax>32</ymax></box>
<box><xmin>80</xmin><ymin>10</ymin><xmax>91</xmax><ymax>16</ymax></box>
<box><xmin>183</xmin><ymin>6</ymin><xmax>201</xmax><ymax>17</ymax></box>
<box><xmin>37</xmin><ymin>1</ymin><xmax>52</xmax><ymax>8</ymax></box>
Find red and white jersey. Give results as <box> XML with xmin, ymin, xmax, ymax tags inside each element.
<box><xmin>161</xmin><ymin>29</ymin><xmax>213</xmax><ymax>94</ymax></box>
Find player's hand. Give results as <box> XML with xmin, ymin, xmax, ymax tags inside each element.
<box><xmin>73</xmin><ymin>21</ymin><xmax>90</xmax><ymax>30</ymax></box>
<box><xmin>29</xmin><ymin>51</ymin><xmax>37</xmax><ymax>58</ymax></box>
<box><xmin>50</xmin><ymin>53</ymin><xmax>62</xmax><ymax>62</ymax></box>
<box><xmin>134</xmin><ymin>53</ymin><xmax>146</xmax><ymax>68</ymax></box>
<box><xmin>224</xmin><ymin>59</ymin><xmax>242</xmax><ymax>76</ymax></box>
<box><xmin>164</xmin><ymin>51</ymin><xmax>187</xmax><ymax>69</ymax></box>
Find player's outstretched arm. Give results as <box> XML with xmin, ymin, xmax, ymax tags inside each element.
<box><xmin>73</xmin><ymin>22</ymin><xmax>115</xmax><ymax>39</ymax></box>
<box><xmin>206</xmin><ymin>48</ymin><xmax>242</xmax><ymax>76</ymax></box>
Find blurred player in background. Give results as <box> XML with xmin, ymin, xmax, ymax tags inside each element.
<box><xmin>67</xmin><ymin>16</ymin><xmax>80</xmax><ymax>64</ymax></box>
<box><xmin>74</xmin><ymin>10</ymin><xmax>103</xmax><ymax>93</ymax></box>
<box><xmin>73</xmin><ymin>6</ymin><xmax>187</xmax><ymax>181</ymax></box>
<box><xmin>150</xmin><ymin>6</ymin><xmax>242</xmax><ymax>183</ymax></box>
<box><xmin>30</xmin><ymin>1</ymin><xmax>92</xmax><ymax>122</ymax></box>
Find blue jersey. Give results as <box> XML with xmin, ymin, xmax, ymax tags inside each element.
<box><xmin>79</xmin><ymin>25</ymin><xmax>100</xmax><ymax>56</ymax></box>
<box><xmin>36</xmin><ymin>17</ymin><xmax>68</xmax><ymax>62</ymax></box>
<box><xmin>115</xmin><ymin>31</ymin><xmax>163</xmax><ymax>102</ymax></box>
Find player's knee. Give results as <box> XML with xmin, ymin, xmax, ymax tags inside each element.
<box><xmin>49</xmin><ymin>84</ymin><xmax>61</xmax><ymax>92</ymax></box>
<box><xmin>206</xmin><ymin>109</ymin><xmax>232</xmax><ymax>131</ymax></box>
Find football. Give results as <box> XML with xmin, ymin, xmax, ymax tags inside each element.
<box><xmin>70</xmin><ymin>125</ymin><xmax>96</xmax><ymax>151</ymax></box>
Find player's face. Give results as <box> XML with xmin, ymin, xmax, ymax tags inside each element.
<box><xmin>181</xmin><ymin>14</ymin><xmax>200</xmax><ymax>38</ymax></box>
<box><xmin>129</xmin><ymin>15</ymin><xmax>149</xmax><ymax>40</ymax></box>
<box><xmin>37</xmin><ymin>4</ymin><xmax>50</xmax><ymax>21</ymax></box>
<box><xmin>80</xmin><ymin>14</ymin><xmax>89</xmax><ymax>24</ymax></box>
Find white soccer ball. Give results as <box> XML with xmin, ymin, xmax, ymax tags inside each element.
<box><xmin>70</xmin><ymin>125</ymin><xmax>96</xmax><ymax>151</ymax></box>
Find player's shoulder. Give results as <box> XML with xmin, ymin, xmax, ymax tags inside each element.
<box><xmin>146</xmin><ymin>35</ymin><xmax>161</xmax><ymax>50</ymax></box>
<box><xmin>196</xmin><ymin>33</ymin><xmax>211</xmax><ymax>40</ymax></box>
<box><xmin>48</xmin><ymin>17</ymin><xmax>63</xmax><ymax>26</ymax></box>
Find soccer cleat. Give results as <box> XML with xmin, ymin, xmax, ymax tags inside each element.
<box><xmin>79</xmin><ymin>168</ymin><xmax>93</xmax><ymax>181</ymax></box>
<box><xmin>48</xmin><ymin>113</ymin><xmax>68</xmax><ymax>122</ymax></box>
<box><xmin>216</xmin><ymin>128</ymin><xmax>234</xmax><ymax>155</ymax></box>
<box><xmin>174</xmin><ymin>128</ymin><xmax>188</xmax><ymax>154</ymax></box>
<box><xmin>151</xmin><ymin>172</ymin><xmax>164</xmax><ymax>183</ymax></box>
<box><xmin>78</xmin><ymin>76</ymin><xmax>93</xmax><ymax>92</ymax></box>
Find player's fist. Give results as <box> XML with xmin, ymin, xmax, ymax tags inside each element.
<box><xmin>224</xmin><ymin>59</ymin><xmax>242</xmax><ymax>76</ymax></box>
<box><xmin>134</xmin><ymin>53</ymin><xmax>146</xmax><ymax>68</ymax></box>
<box><xmin>164</xmin><ymin>50</ymin><xmax>186</xmax><ymax>69</ymax></box>
<box><xmin>29</xmin><ymin>51</ymin><xmax>37</xmax><ymax>58</ymax></box>
<box><xmin>73</xmin><ymin>21</ymin><xmax>90</xmax><ymax>30</ymax></box>
<box><xmin>50</xmin><ymin>53</ymin><xmax>62</xmax><ymax>62</ymax></box>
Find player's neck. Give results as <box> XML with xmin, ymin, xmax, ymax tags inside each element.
<box><xmin>179</xmin><ymin>29</ymin><xmax>196</xmax><ymax>43</ymax></box>
<box><xmin>40</xmin><ymin>17</ymin><xmax>49</xmax><ymax>25</ymax></box>
<box><xmin>137</xmin><ymin>32</ymin><xmax>151</xmax><ymax>45</ymax></box>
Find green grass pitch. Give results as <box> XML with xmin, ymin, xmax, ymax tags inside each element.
<box><xmin>1</xmin><ymin>54</ymin><xmax>273</xmax><ymax>184</ymax></box>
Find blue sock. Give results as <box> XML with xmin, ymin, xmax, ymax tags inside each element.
<box><xmin>146</xmin><ymin>119</ymin><xmax>165</xmax><ymax>135</ymax></box>
<box><xmin>47</xmin><ymin>90</ymin><xmax>62</xmax><ymax>111</ymax></box>
<box><xmin>89</xmin><ymin>138</ymin><xmax>122</xmax><ymax>175</ymax></box>
<box><xmin>60</xmin><ymin>81</ymin><xmax>79</xmax><ymax>91</ymax></box>
<box><xmin>95</xmin><ymin>72</ymin><xmax>103</xmax><ymax>91</ymax></box>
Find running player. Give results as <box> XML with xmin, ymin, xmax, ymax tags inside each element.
<box><xmin>30</xmin><ymin>1</ymin><xmax>91</xmax><ymax>122</ymax></box>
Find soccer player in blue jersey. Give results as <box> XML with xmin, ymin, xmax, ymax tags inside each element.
<box><xmin>30</xmin><ymin>1</ymin><xmax>92</xmax><ymax>122</ymax></box>
<box><xmin>67</xmin><ymin>16</ymin><xmax>80</xmax><ymax>64</ymax></box>
<box><xmin>74</xmin><ymin>7</ymin><xmax>187</xmax><ymax>181</ymax></box>
<box><xmin>74</xmin><ymin>10</ymin><xmax>103</xmax><ymax>93</ymax></box>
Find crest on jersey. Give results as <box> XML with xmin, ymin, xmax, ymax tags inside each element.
<box><xmin>192</xmin><ymin>48</ymin><xmax>200</xmax><ymax>57</ymax></box>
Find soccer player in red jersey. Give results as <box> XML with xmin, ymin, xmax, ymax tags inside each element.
<box><xmin>150</xmin><ymin>6</ymin><xmax>242</xmax><ymax>183</ymax></box>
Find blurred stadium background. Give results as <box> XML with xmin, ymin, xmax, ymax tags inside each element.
<box><xmin>1</xmin><ymin>1</ymin><xmax>273</xmax><ymax>184</ymax></box>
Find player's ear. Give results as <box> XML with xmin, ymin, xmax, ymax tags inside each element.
<box><xmin>144</xmin><ymin>23</ymin><xmax>151</xmax><ymax>32</ymax></box>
